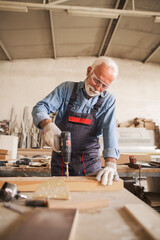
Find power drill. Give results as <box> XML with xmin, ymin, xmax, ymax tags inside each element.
<box><xmin>60</xmin><ymin>131</ymin><xmax>71</xmax><ymax>178</ymax></box>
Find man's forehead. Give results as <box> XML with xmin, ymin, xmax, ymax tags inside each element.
<box><xmin>94</xmin><ymin>63</ymin><xmax>114</xmax><ymax>76</ymax></box>
<box><xmin>94</xmin><ymin>63</ymin><xmax>114</xmax><ymax>85</ymax></box>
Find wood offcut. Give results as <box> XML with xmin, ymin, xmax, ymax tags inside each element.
<box><xmin>0</xmin><ymin>177</ymin><xmax>124</xmax><ymax>192</ymax></box>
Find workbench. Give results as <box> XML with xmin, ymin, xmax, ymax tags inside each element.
<box><xmin>0</xmin><ymin>165</ymin><xmax>160</xmax><ymax>177</ymax></box>
<box><xmin>0</xmin><ymin>177</ymin><xmax>159</xmax><ymax>240</ymax></box>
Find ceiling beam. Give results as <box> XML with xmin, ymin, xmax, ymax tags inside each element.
<box><xmin>100</xmin><ymin>0</ymin><xmax>128</xmax><ymax>57</ymax></box>
<box><xmin>49</xmin><ymin>10</ymin><xmax>57</xmax><ymax>59</ymax></box>
<box><xmin>98</xmin><ymin>0</ymin><xmax>121</xmax><ymax>57</ymax></box>
<box><xmin>0</xmin><ymin>1</ymin><xmax>160</xmax><ymax>18</ymax></box>
<box><xmin>143</xmin><ymin>43</ymin><xmax>160</xmax><ymax>63</ymax></box>
<box><xmin>0</xmin><ymin>4</ymin><xmax>28</xmax><ymax>12</ymax></box>
<box><xmin>67</xmin><ymin>10</ymin><xmax>119</xmax><ymax>19</ymax></box>
<box><xmin>0</xmin><ymin>40</ymin><xmax>12</xmax><ymax>61</ymax></box>
<box><xmin>49</xmin><ymin>0</ymin><xmax>69</xmax><ymax>5</ymax></box>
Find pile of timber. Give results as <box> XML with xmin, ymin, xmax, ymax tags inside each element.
<box><xmin>0</xmin><ymin>149</ymin><xmax>8</xmax><ymax>160</ymax></box>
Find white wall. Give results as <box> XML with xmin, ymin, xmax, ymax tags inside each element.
<box><xmin>0</xmin><ymin>57</ymin><xmax>160</xmax><ymax>127</ymax></box>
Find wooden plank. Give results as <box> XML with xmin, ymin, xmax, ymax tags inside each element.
<box><xmin>0</xmin><ymin>177</ymin><xmax>123</xmax><ymax>192</ymax></box>
<box><xmin>0</xmin><ymin>135</ymin><xmax>18</xmax><ymax>160</ymax></box>
<box><xmin>124</xmin><ymin>204</ymin><xmax>160</xmax><ymax>240</ymax></box>
<box><xmin>145</xmin><ymin>192</ymin><xmax>160</xmax><ymax>207</ymax></box>
<box><xmin>3</xmin><ymin>209</ymin><xmax>79</xmax><ymax>240</ymax></box>
<box><xmin>0</xmin><ymin>149</ymin><xmax>8</xmax><ymax>155</ymax></box>
<box><xmin>48</xmin><ymin>199</ymin><xmax>109</xmax><ymax>210</ymax></box>
<box><xmin>0</xmin><ymin>154</ymin><xmax>7</xmax><ymax>160</ymax></box>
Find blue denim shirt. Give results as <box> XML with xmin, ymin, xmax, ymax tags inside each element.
<box><xmin>32</xmin><ymin>81</ymin><xmax>120</xmax><ymax>160</ymax></box>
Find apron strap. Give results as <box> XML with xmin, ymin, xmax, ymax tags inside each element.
<box><xmin>69</xmin><ymin>82</ymin><xmax>104</xmax><ymax>114</ymax></box>
<box><xmin>69</xmin><ymin>82</ymin><xmax>78</xmax><ymax>106</ymax></box>
<box><xmin>92</xmin><ymin>91</ymin><xmax>106</xmax><ymax>114</ymax></box>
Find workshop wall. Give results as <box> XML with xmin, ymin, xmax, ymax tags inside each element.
<box><xmin>0</xmin><ymin>57</ymin><xmax>160</xmax><ymax>127</ymax></box>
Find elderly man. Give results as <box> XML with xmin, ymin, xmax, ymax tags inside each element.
<box><xmin>32</xmin><ymin>56</ymin><xmax>120</xmax><ymax>185</ymax></box>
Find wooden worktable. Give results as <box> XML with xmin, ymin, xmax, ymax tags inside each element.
<box><xmin>0</xmin><ymin>185</ymin><xmax>159</xmax><ymax>240</ymax></box>
<box><xmin>0</xmin><ymin>165</ymin><xmax>160</xmax><ymax>177</ymax></box>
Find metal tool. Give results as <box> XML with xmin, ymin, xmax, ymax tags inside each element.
<box><xmin>128</xmin><ymin>156</ymin><xmax>142</xmax><ymax>170</ymax></box>
<box><xmin>0</xmin><ymin>182</ymin><xmax>27</xmax><ymax>202</ymax></box>
<box><xmin>3</xmin><ymin>202</ymin><xmax>24</xmax><ymax>214</ymax></box>
<box><xmin>129</xmin><ymin>156</ymin><xmax>142</xmax><ymax>189</ymax></box>
<box><xmin>60</xmin><ymin>131</ymin><xmax>71</xmax><ymax>178</ymax></box>
<box><xmin>14</xmin><ymin>158</ymin><xmax>31</xmax><ymax>167</ymax></box>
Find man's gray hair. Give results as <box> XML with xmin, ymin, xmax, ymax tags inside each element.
<box><xmin>91</xmin><ymin>56</ymin><xmax>118</xmax><ymax>80</ymax></box>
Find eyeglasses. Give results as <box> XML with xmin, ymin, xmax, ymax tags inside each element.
<box><xmin>91</xmin><ymin>71</ymin><xmax>109</xmax><ymax>90</ymax></box>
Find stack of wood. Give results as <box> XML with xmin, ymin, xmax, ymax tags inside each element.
<box><xmin>0</xmin><ymin>149</ymin><xmax>8</xmax><ymax>160</ymax></box>
<box><xmin>118</xmin><ymin>118</ymin><xmax>156</xmax><ymax>129</ymax></box>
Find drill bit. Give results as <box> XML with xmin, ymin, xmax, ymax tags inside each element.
<box><xmin>65</xmin><ymin>163</ymin><xmax>69</xmax><ymax>178</ymax></box>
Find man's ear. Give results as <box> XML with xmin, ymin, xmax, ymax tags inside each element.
<box><xmin>86</xmin><ymin>66</ymin><xmax>92</xmax><ymax>76</ymax></box>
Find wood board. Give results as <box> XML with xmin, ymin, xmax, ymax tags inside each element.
<box><xmin>124</xmin><ymin>203</ymin><xmax>160</xmax><ymax>240</ymax></box>
<box><xmin>0</xmin><ymin>135</ymin><xmax>18</xmax><ymax>160</ymax></box>
<box><xmin>0</xmin><ymin>177</ymin><xmax>123</xmax><ymax>192</ymax></box>
<box><xmin>0</xmin><ymin>149</ymin><xmax>8</xmax><ymax>155</ymax></box>
<box><xmin>48</xmin><ymin>199</ymin><xmax>109</xmax><ymax>210</ymax></box>
<box><xmin>144</xmin><ymin>192</ymin><xmax>160</xmax><ymax>207</ymax></box>
<box><xmin>4</xmin><ymin>209</ymin><xmax>79</xmax><ymax>240</ymax></box>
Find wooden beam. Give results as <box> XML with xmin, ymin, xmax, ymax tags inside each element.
<box><xmin>49</xmin><ymin>9</ymin><xmax>57</xmax><ymax>58</ymax></box>
<box><xmin>98</xmin><ymin>0</ymin><xmax>121</xmax><ymax>56</ymax></box>
<box><xmin>0</xmin><ymin>4</ymin><xmax>28</xmax><ymax>12</ymax></box>
<box><xmin>132</xmin><ymin>0</ymin><xmax>135</xmax><ymax>11</ymax></box>
<box><xmin>104</xmin><ymin>0</ymin><xmax>128</xmax><ymax>56</ymax></box>
<box><xmin>0</xmin><ymin>1</ymin><xmax>160</xmax><ymax>18</ymax></box>
<box><xmin>0</xmin><ymin>177</ymin><xmax>124</xmax><ymax>192</ymax></box>
<box><xmin>48</xmin><ymin>0</ymin><xmax>69</xmax><ymax>5</ymax></box>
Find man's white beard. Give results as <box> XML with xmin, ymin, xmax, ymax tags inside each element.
<box><xmin>85</xmin><ymin>81</ymin><xmax>101</xmax><ymax>97</ymax></box>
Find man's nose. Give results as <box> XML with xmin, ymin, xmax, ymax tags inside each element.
<box><xmin>94</xmin><ymin>85</ymin><xmax>102</xmax><ymax>92</ymax></box>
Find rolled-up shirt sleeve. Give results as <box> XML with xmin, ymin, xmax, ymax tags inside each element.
<box><xmin>102</xmin><ymin>96</ymin><xmax>120</xmax><ymax>160</ymax></box>
<box><xmin>32</xmin><ymin>83</ymin><xmax>66</xmax><ymax>129</ymax></box>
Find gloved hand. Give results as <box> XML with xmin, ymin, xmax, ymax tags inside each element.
<box><xmin>44</xmin><ymin>122</ymin><xmax>61</xmax><ymax>152</ymax></box>
<box><xmin>96</xmin><ymin>161</ymin><xmax>119</xmax><ymax>186</ymax></box>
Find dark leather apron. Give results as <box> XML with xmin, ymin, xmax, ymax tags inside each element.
<box><xmin>51</xmin><ymin>83</ymin><xmax>104</xmax><ymax>176</ymax></box>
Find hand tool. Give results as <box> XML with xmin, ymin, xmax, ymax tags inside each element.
<box><xmin>0</xmin><ymin>182</ymin><xmax>27</xmax><ymax>202</ymax></box>
<box><xmin>128</xmin><ymin>156</ymin><xmax>143</xmax><ymax>193</ymax></box>
<box><xmin>15</xmin><ymin>158</ymin><xmax>31</xmax><ymax>167</ymax></box>
<box><xmin>0</xmin><ymin>182</ymin><xmax>48</xmax><ymax>208</ymax></box>
<box><xmin>128</xmin><ymin>156</ymin><xmax>142</xmax><ymax>170</ymax></box>
<box><xmin>3</xmin><ymin>202</ymin><xmax>24</xmax><ymax>214</ymax></box>
<box><xmin>60</xmin><ymin>131</ymin><xmax>71</xmax><ymax>178</ymax></box>
<box><xmin>25</xmin><ymin>199</ymin><xmax>48</xmax><ymax>207</ymax></box>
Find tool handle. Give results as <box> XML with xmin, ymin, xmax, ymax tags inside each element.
<box><xmin>25</xmin><ymin>200</ymin><xmax>48</xmax><ymax>207</ymax></box>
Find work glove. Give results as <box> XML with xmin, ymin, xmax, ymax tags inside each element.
<box><xmin>96</xmin><ymin>161</ymin><xmax>119</xmax><ymax>186</ymax></box>
<box><xmin>44</xmin><ymin>122</ymin><xmax>61</xmax><ymax>152</ymax></box>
